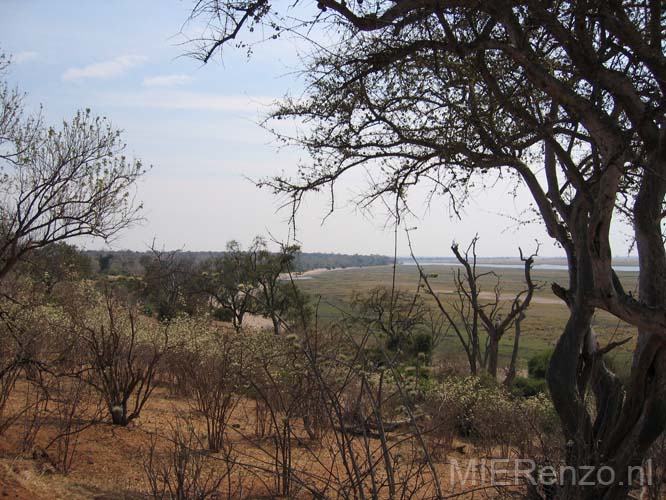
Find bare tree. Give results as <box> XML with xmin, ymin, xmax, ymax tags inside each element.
<box><xmin>0</xmin><ymin>57</ymin><xmax>144</xmax><ymax>282</ymax></box>
<box><xmin>414</xmin><ymin>236</ymin><xmax>537</xmax><ymax>383</ymax></box>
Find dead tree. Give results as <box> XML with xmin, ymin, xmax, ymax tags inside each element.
<box><xmin>415</xmin><ymin>236</ymin><xmax>537</xmax><ymax>383</ymax></box>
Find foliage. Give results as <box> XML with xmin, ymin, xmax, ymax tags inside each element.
<box><xmin>528</xmin><ymin>349</ymin><xmax>553</xmax><ymax>380</ymax></box>
<box><xmin>349</xmin><ymin>286</ymin><xmax>441</xmax><ymax>367</ymax></box>
<box><xmin>0</xmin><ymin>60</ymin><xmax>144</xmax><ymax>282</ymax></box>
<box><xmin>511</xmin><ymin>376</ymin><xmax>548</xmax><ymax>399</ymax></box>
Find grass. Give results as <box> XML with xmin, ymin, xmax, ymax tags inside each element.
<box><xmin>296</xmin><ymin>263</ymin><xmax>639</xmax><ymax>373</ymax></box>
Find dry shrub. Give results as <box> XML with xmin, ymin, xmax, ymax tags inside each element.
<box><xmin>236</xmin><ymin>331</ymin><xmax>314</xmax><ymax>497</ymax></box>
<box><xmin>42</xmin><ymin>375</ymin><xmax>104</xmax><ymax>474</ymax></box>
<box><xmin>161</xmin><ymin>345</ymin><xmax>198</xmax><ymax>398</ymax></box>
<box><xmin>421</xmin><ymin>387</ymin><xmax>460</xmax><ymax>461</ymax></box>
<box><xmin>143</xmin><ymin>418</ymin><xmax>239</xmax><ymax>500</ymax></box>
<box><xmin>159</xmin><ymin>317</ymin><xmax>217</xmax><ymax>399</ymax></box>
<box><xmin>234</xmin><ymin>326</ymin><xmax>446</xmax><ymax>500</ymax></box>
<box><xmin>64</xmin><ymin>284</ymin><xmax>169</xmax><ymax>426</ymax></box>
<box><xmin>252</xmin><ymin>399</ymin><xmax>271</xmax><ymax>439</ymax></box>
<box><xmin>0</xmin><ymin>342</ymin><xmax>23</xmax><ymax>434</ymax></box>
<box><xmin>423</xmin><ymin>376</ymin><xmax>560</xmax><ymax>460</ymax></box>
<box><xmin>187</xmin><ymin>335</ymin><xmax>241</xmax><ymax>453</ymax></box>
<box><xmin>0</xmin><ymin>282</ymin><xmax>55</xmax><ymax>433</ymax></box>
<box><xmin>18</xmin><ymin>381</ymin><xmax>49</xmax><ymax>452</ymax></box>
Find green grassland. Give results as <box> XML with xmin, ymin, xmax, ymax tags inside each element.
<box><xmin>295</xmin><ymin>263</ymin><xmax>639</xmax><ymax>374</ymax></box>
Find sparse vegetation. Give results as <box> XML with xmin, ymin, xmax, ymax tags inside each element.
<box><xmin>2</xmin><ymin>0</ymin><xmax>665</xmax><ymax>497</ymax></box>
<box><xmin>0</xmin><ymin>248</ymin><xmax>654</xmax><ymax>499</ymax></box>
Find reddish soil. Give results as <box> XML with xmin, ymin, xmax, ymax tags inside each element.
<box><xmin>0</xmin><ymin>380</ymin><xmax>486</xmax><ymax>500</ymax></box>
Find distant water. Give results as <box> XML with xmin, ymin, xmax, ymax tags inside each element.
<box><xmin>401</xmin><ymin>262</ymin><xmax>640</xmax><ymax>273</ymax></box>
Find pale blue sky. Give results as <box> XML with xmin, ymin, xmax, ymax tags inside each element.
<box><xmin>0</xmin><ymin>1</ymin><xmax>634</xmax><ymax>257</ymax></box>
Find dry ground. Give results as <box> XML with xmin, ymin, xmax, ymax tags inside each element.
<box><xmin>0</xmin><ymin>379</ymin><xmax>501</xmax><ymax>500</ymax></box>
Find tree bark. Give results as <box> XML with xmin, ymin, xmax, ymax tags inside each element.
<box><xmin>486</xmin><ymin>333</ymin><xmax>499</xmax><ymax>380</ymax></box>
<box><xmin>504</xmin><ymin>314</ymin><xmax>523</xmax><ymax>386</ymax></box>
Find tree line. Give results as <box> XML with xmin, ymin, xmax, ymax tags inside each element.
<box><xmin>83</xmin><ymin>248</ymin><xmax>393</xmax><ymax>277</ymax></box>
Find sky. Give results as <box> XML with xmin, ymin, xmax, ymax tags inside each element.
<box><xmin>0</xmin><ymin>1</ymin><xmax>636</xmax><ymax>258</ymax></box>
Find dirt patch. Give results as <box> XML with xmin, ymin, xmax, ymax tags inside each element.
<box><xmin>241</xmin><ymin>313</ymin><xmax>273</xmax><ymax>330</ymax></box>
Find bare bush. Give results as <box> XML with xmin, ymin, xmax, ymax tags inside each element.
<box><xmin>161</xmin><ymin>344</ymin><xmax>198</xmax><ymax>399</ymax></box>
<box><xmin>187</xmin><ymin>336</ymin><xmax>241</xmax><ymax>453</ymax></box>
<box><xmin>294</xmin><ymin>326</ymin><xmax>443</xmax><ymax>500</ymax></box>
<box><xmin>237</xmin><ymin>332</ymin><xmax>303</xmax><ymax>497</ymax></box>
<box><xmin>0</xmin><ymin>338</ymin><xmax>23</xmax><ymax>433</ymax></box>
<box><xmin>67</xmin><ymin>284</ymin><xmax>169</xmax><ymax>425</ymax></box>
<box><xmin>18</xmin><ymin>381</ymin><xmax>49</xmax><ymax>453</ymax></box>
<box><xmin>143</xmin><ymin>418</ymin><xmax>239</xmax><ymax>500</ymax></box>
<box><xmin>228</xmin><ymin>325</ymin><xmax>443</xmax><ymax>499</ymax></box>
<box><xmin>0</xmin><ymin>280</ymin><xmax>58</xmax><ymax>434</ymax></box>
<box><xmin>42</xmin><ymin>375</ymin><xmax>104</xmax><ymax>474</ymax></box>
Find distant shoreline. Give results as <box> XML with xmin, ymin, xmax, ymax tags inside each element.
<box><xmin>295</xmin><ymin>260</ymin><xmax>640</xmax><ymax>276</ymax></box>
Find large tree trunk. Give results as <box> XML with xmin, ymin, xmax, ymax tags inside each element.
<box><xmin>548</xmin><ymin>155</ymin><xmax>666</xmax><ymax>499</ymax></box>
<box><xmin>583</xmin><ymin>152</ymin><xmax>666</xmax><ymax>499</ymax></box>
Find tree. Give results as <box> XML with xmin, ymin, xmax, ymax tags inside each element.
<box><xmin>189</xmin><ymin>2</ymin><xmax>666</xmax><ymax>498</ymax></box>
<box><xmin>199</xmin><ymin>239</ymin><xmax>260</xmax><ymax>331</ymax></box>
<box><xmin>199</xmin><ymin>237</ymin><xmax>311</xmax><ymax>333</ymax></box>
<box><xmin>141</xmin><ymin>248</ymin><xmax>205</xmax><ymax>321</ymax></box>
<box><xmin>349</xmin><ymin>286</ymin><xmax>442</xmax><ymax>367</ymax></box>
<box><xmin>415</xmin><ymin>236</ymin><xmax>537</xmax><ymax>384</ymax></box>
<box><xmin>0</xmin><ymin>55</ymin><xmax>144</xmax><ymax>282</ymax></box>
<box><xmin>250</xmin><ymin>237</ymin><xmax>309</xmax><ymax>335</ymax></box>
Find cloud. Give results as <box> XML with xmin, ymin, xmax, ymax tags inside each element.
<box><xmin>101</xmin><ymin>90</ymin><xmax>276</xmax><ymax>112</ymax></box>
<box><xmin>12</xmin><ymin>51</ymin><xmax>38</xmax><ymax>64</ymax></box>
<box><xmin>62</xmin><ymin>54</ymin><xmax>147</xmax><ymax>81</ymax></box>
<box><xmin>142</xmin><ymin>74</ymin><xmax>192</xmax><ymax>87</ymax></box>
